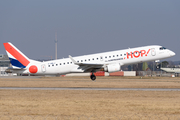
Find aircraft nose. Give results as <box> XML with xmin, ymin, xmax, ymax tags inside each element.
<box><xmin>169</xmin><ymin>51</ymin><xmax>176</xmax><ymax>56</ymax></box>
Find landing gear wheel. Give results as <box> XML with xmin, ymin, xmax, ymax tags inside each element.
<box><xmin>90</xmin><ymin>74</ymin><xmax>96</xmax><ymax>81</ymax></box>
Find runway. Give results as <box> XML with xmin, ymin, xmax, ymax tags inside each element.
<box><xmin>0</xmin><ymin>87</ymin><xmax>180</xmax><ymax>91</ymax></box>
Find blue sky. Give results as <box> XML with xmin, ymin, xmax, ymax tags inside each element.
<box><xmin>0</xmin><ymin>0</ymin><xmax>180</xmax><ymax>61</ymax></box>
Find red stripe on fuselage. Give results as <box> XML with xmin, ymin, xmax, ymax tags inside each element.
<box><xmin>3</xmin><ymin>43</ymin><xmax>30</xmax><ymax>66</ymax></box>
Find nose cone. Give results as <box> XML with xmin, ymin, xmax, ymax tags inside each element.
<box><xmin>169</xmin><ymin>51</ymin><xmax>176</xmax><ymax>57</ymax></box>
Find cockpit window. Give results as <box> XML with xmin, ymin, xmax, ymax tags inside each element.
<box><xmin>160</xmin><ymin>47</ymin><xmax>167</xmax><ymax>50</ymax></box>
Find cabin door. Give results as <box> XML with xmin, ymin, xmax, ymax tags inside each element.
<box><xmin>41</xmin><ymin>64</ymin><xmax>46</xmax><ymax>72</ymax></box>
<box><xmin>151</xmin><ymin>48</ymin><xmax>156</xmax><ymax>56</ymax></box>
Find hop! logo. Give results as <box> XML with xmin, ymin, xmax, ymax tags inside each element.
<box><xmin>124</xmin><ymin>49</ymin><xmax>150</xmax><ymax>59</ymax></box>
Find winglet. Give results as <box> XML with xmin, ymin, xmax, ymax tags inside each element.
<box><xmin>69</xmin><ymin>55</ymin><xmax>79</xmax><ymax>65</ymax></box>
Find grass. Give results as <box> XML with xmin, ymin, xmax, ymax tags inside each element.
<box><xmin>0</xmin><ymin>76</ymin><xmax>180</xmax><ymax>119</ymax></box>
<box><xmin>0</xmin><ymin>90</ymin><xmax>180</xmax><ymax>119</ymax></box>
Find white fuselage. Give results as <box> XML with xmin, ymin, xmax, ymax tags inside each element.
<box><xmin>14</xmin><ymin>45</ymin><xmax>175</xmax><ymax>75</ymax></box>
<box><xmin>18</xmin><ymin>45</ymin><xmax>175</xmax><ymax>75</ymax></box>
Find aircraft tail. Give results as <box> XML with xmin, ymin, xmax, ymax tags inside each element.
<box><xmin>3</xmin><ymin>42</ymin><xmax>31</xmax><ymax>69</ymax></box>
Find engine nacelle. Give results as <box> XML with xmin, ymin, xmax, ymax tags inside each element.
<box><xmin>104</xmin><ymin>63</ymin><xmax>121</xmax><ymax>73</ymax></box>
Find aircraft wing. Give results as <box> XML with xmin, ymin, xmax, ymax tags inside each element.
<box><xmin>69</xmin><ymin>55</ymin><xmax>104</xmax><ymax>72</ymax></box>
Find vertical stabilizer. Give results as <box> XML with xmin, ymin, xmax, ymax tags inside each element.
<box><xmin>3</xmin><ymin>42</ymin><xmax>30</xmax><ymax>69</ymax></box>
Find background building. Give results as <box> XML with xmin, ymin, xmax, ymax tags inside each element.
<box><xmin>0</xmin><ymin>54</ymin><xmax>10</xmax><ymax>76</ymax></box>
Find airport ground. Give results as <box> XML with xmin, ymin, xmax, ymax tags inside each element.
<box><xmin>0</xmin><ymin>76</ymin><xmax>180</xmax><ymax>119</ymax></box>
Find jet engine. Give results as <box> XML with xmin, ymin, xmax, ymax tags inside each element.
<box><xmin>104</xmin><ymin>63</ymin><xmax>121</xmax><ymax>73</ymax></box>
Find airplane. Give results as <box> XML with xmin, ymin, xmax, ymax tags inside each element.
<box><xmin>3</xmin><ymin>42</ymin><xmax>175</xmax><ymax>80</ymax></box>
<box><xmin>161</xmin><ymin>68</ymin><xmax>180</xmax><ymax>74</ymax></box>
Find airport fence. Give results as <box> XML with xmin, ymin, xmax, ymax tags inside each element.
<box><xmin>1</xmin><ymin>114</ymin><xmax>180</xmax><ymax>120</ymax></box>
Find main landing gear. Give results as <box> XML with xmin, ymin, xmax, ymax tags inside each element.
<box><xmin>90</xmin><ymin>73</ymin><xmax>96</xmax><ymax>81</ymax></box>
